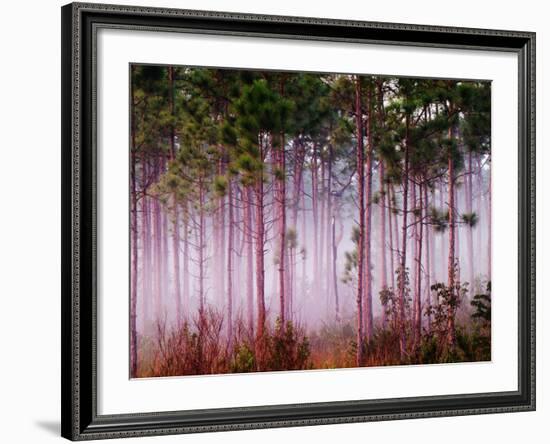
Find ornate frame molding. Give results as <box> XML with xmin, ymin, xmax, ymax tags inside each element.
<box><xmin>61</xmin><ymin>2</ymin><xmax>535</xmax><ymax>440</ymax></box>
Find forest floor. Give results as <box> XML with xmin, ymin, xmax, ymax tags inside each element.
<box><xmin>135</xmin><ymin>307</ymin><xmax>490</xmax><ymax>378</ymax></box>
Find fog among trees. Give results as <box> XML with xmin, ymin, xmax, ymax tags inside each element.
<box><xmin>130</xmin><ymin>65</ymin><xmax>491</xmax><ymax>377</ymax></box>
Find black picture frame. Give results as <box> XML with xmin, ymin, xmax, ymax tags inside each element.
<box><xmin>61</xmin><ymin>2</ymin><xmax>536</xmax><ymax>440</ymax></box>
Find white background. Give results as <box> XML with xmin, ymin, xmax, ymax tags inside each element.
<box><xmin>0</xmin><ymin>0</ymin><xmax>545</xmax><ymax>443</ymax></box>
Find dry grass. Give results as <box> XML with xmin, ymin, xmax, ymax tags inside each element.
<box><xmin>135</xmin><ymin>283</ymin><xmax>491</xmax><ymax>377</ymax></box>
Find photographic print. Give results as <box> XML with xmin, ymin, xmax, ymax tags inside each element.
<box><xmin>129</xmin><ymin>65</ymin><xmax>491</xmax><ymax>378</ymax></box>
<box><xmin>62</xmin><ymin>5</ymin><xmax>535</xmax><ymax>438</ymax></box>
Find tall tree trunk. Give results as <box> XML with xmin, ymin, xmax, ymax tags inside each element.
<box><xmin>447</xmin><ymin>124</ymin><xmax>457</xmax><ymax>348</ymax></box>
<box><xmin>301</xmin><ymin>184</ymin><xmax>307</xmax><ymax>301</ymax></box>
<box><xmin>182</xmin><ymin>200</ymin><xmax>190</xmax><ymax>319</ymax></box>
<box><xmin>319</xmin><ymin>155</ymin><xmax>326</xmax><ymax>309</ymax></box>
<box><xmin>476</xmin><ymin>156</ymin><xmax>491</xmax><ymax>279</ymax></box>
<box><xmin>364</xmin><ymin>86</ymin><xmax>374</xmax><ymax>342</ymax></box>
<box><xmin>168</xmin><ymin>67</ymin><xmax>182</xmax><ymax>326</ymax></box>
<box><xmin>141</xmin><ymin>160</ymin><xmax>151</xmax><ymax>331</ymax></box>
<box><xmin>292</xmin><ymin>138</ymin><xmax>305</xmax><ymax>306</ymax></box>
<box><xmin>398</xmin><ymin>115</ymin><xmax>411</xmax><ymax>359</ymax></box>
<box><xmin>255</xmin><ymin>134</ymin><xmax>267</xmax><ymax>345</ymax></box>
<box><xmin>285</xmin><ymin>248</ymin><xmax>292</xmax><ymax>321</ymax></box>
<box><xmin>244</xmin><ymin>186</ymin><xmax>255</xmax><ymax>333</ymax></box>
<box><xmin>278</xmin><ymin>131</ymin><xmax>286</xmax><ymax>325</ymax></box>
<box><xmin>234</xmin><ymin>186</ymin><xmax>242</xmax><ymax>317</ymax></box>
<box><xmin>377</xmin><ymin>81</ymin><xmax>388</xmax><ymax>327</ymax></box>
<box><xmin>218</xmin><ymin>157</ymin><xmax>226</xmax><ymax>308</ymax></box>
<box><xmin>411</xmin><ymin>179</ymin><xmax>418</xmax><ymax>324</ymax></box>
<box><xmin>388</xmin><ymin>184</ymin><xmax>400</xmax><ymax>291</ymax></box>
<box><xmin>455</xmin><ymin>186</ymin><xmax>461</xmax><ymax>285</ymax></box>
<box><xmin>160</xmin><ymin>155</ymin><xmax>169</xmax><ymax>307</ymax></box>
<box><xmin>354</xmin><ymin>76</ymin><xmax>365</xmax><ymax>366</ymax></box>
<box><xmin>414</xmin><ymin>182</ymin><xmax>424</xmax><ymax>345</ymax></box>
<box><xmin>331</xmin><ymin>214</ymin><xmax>340</xmax><ymax>321</ymax></box>
<box><xmin>379</xmin><ymin>161</ymin><xmax>388</xmax><ymax>327</ymax></box>
<box><xmin>466</xmin><ymin>150</ymin><xmax>474</xmax><ymax>296</ymax></box>
<box><xmin>227</xmin><ymin>178</ymin><xmax>234</xmax><ymax>346</ymax></box>
<box><xmin>198</xmin><ymin>180</ymin><xmax>206</xmax><ymax>312</ymax></box>
<box><xmin>387</xmin><ymin>183</ymin><xmax>396</xmax><ymax>291</ymax></box>
<box><xmin>213</xmin><ymin>192</ymin><xmax>221</xmax><ymax>304</ymax></box>
<box><xmin>311</xmin><ymin>145</ymin><xmax>319</xmax><ymax>300</ymax></box>
<box><xmin>425</xmin><ymin>185</ymin><xmax>433</xmax><ymax>330</ymax></box>
<box><xmin>152</xmin><ymin>156</ymin><xmax>163</xmax><ymax>321</ymax></box>
<box><xmin>172</xmin><ymin>203</ymin><xmax>182</xmax><ymax>326</ymax></box>
<box><xmin>168</xmin><ymin>66</ymin><xmax>176</xmax><ymax>158</ymax></box>
<box><xmin>326</xmin><ymin>143</ymin><xmax>334</xmax><ymax>317</ymax></box>
<box><xmin>130</xmin><ymin>71</ymin><xmax>138</xmax><ymax>377</ymax></box>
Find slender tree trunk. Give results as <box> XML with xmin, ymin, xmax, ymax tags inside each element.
<box><xmin>227</xmin><ymin>178</ymin><xmax>234</xmax><ymax>346</ymax></box>
<box><xmin>244</xmin><ymin>186</ymin><xmax>255</xmax><ymax>333</ymax></box>
<box><xmin>301</xmin><ymin>183</ymin><xmax>307</xmax><ymax>301</ymax></box>
<box><xmin>377</xmin><ymin>81</ymin><xmax>388</xmax><ymax>327</ymax></box>
<box><xmin>198</xmin><ymin>180</ymin><xmax>206</xmax><ymax>312</ymax></box>
<box><xmin>447</xmin><ymin>123</ymin><xmax>457</xmax><ymax>348</ymax></box>
<box><xmin>160</xmin><ymin>155</ymin><xmax>169</xmax><ymax>306</ymax></box>
<box><xmin>384</xmin><ymin>184</ymin><xmax>395</xmax><ymax>292</ymax></box>
<box><xmin>141</xmin><ymin>160</ymin><xmax>151</xmax><ymax>331</ymax></box>
<box><xmin>311</xmin><ymin>145</ymin><xmax>319</xmax><ymax>299</ymax></box>
<box><xmin>213</xmin><ymin>191</ymin><xmax>221</xmax><ymax>304</ymax></box>
<box><xmin>182</xmin><ymin>200</ymin><xmax>190</xmax><ymax>318</ymax></box>
<box><xmin>287</xmin><ymin>249</ymin><xmax>293</xmax><ymax>320</ymax></box>
<box><xmin>292</xmin><ymin>138</ymin><xmax>305</xmax><ymax>307</ymax></box>
<box><xmin>455</xmin><ymin>186</ymin><xmax>461</xmax><ymax>285</ymax></box>
<box><xmin>130</xmin><ymin>72</ymin><xmax>138</xmax><ymax>377</ymax></box>
<box><xmin>168</xmin><ymin>66</ymin><xmax>176</xmax><ymax>158</ymax></box>
<box><xmin>390</xmin><ymin>185</ymin><xmax>399</xmax><ymax>290</ymax></box>
<box><xmin>255</xmin><ymin>134</ymin><xmax>267</xmax><ymax>344</ymax></box>
<box><xmin>425</xmin><ymin>185</ymin><xmax>433</xmax><ymax>330</ymax></box>
<box><xmin>411</xmin><ymin>179</ymin><xmax>418</xmax><ymax>324</ymax></box>
<box><xmin>234</xmin><ymin>186</ymin><xmax>242</xmax><ymax>317</ymax></box>
<box><xmin>278</xmin><ymin>131</ymin><xmax>286</xmax><ymax>325</ymax></box>
<box><xmin>354</xmin><ymin>76</ymin><xmax>365</xmax><ymax>366</ymax></box>
<box><xmin>398</xmin><ymin>115</ymin><xmax>411</xmax><ymax>359</ymax></box>
<box><xmin>476</xmin><ymin>156</ymin><xmax>491</xmax><ymax>279</ymax></box>
<box><xmin>319</xmin><ymin>155</ymin><xmax>326</xmax><ymax>307</ymax></box>
<box><xmin>439</xmin><ymin>179</ymin><xmax>446</xmax><ymax>282</ymax></box>
<box><xmin>326</xmin><ymin>143</ymin><xmax>334</xmax><ymax>316</ymax></box>
<box><xmin>364</xmin><ymin>86</ymin><xmax>374</xmax><ymax>342</ymax></box>
<box><xmin>331</xmin><ymin>214</ymin><xmax>340</xmax><ymax>321</ymax></box>
<box><xmin>286</xmin><ymin>247</ymin><xmax>293</xmax><ymax>321</ymax></box>
<box><xmin>218</xmin><ymin>157</ymin><xmax>226</xmax><ymax>308</ymax></box>
<box><xmin>466</xmin><ymin>150</ymin><xmax>474</xmax><ymax>296</ymax></box>
<box><xmin>414</xmin><ymin>182</ymin><xmax>424</xmax><ymax>345</ymax></box>
<box><xmin>379</xmin><ymin>162</ymin><xmax>388</xmax><ymax>327</ymax></box>
<box><xmin>172</xmin><ymin>202</ymin><xmax>182</xmax><ymax>326</ymax></box>
<box><xmin>153</xmin><ymin>156</ymin><xmax>162</xmax><ymax>321</ymax></box>
<box><xmin>168</xmin><ymin>67</ymin><xmax>182</xmax><ymax>326</ymax></box>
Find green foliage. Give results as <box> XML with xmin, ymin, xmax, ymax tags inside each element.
<box><xmin>371</xmin><ymin>190</ymin><xmax>383</xmax><ymax>205</ymax></box>
<box><xmin>418</xmin><ymin>264</ymin><xmax>478</xmax><ymax>362</ymax></box>
<box><xmin>461</xmin><ymin>212</ymin><xmax>479</xmax><ymax>227</ymax></box>
<box><xmin>342</xmin><ymin>249</ymin><xmax>358</xmax><ymax>285</ymax></box>
<box><xmin>213</xmin><ymin>175</ymin><xmax>228</xmax><ymax>196</ymax></box>
<box><xmin>430</xmin><ymin>206</ymin><xmax>449</xmax><ymax>232</ymax></box>
<box><xmin>379</xmin><ymin>286</ymin><xmax>400</xmax><ymax>330</ymax></box>
<box><xmin>273</xmin><ymin>167</ymin><xmax>285</xmax><ymax>181</ymax></box>
<box><xmin>286</xmin><ymin>228</ymin><xmax>298</xmax><ymax>249</ymax></box>
<box><xmin>266</xmin><ymin>319</ymin><xmax>311</xmax><ymax>371</ymax></box>
<box><xmin>471</xmin><ymin>281</ymin><xmax>491</xmax><ymax>322</ymax></box>
<box><xmin>230</xmin><ymin>343</ymin><xmax>256</xmax><ymax>373</ymax></box>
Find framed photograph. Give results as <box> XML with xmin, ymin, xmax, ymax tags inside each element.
<box><xmin>61</xmin><ymin>2</ymin><xmax>535</xmax><ymax>440</ymax></box>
